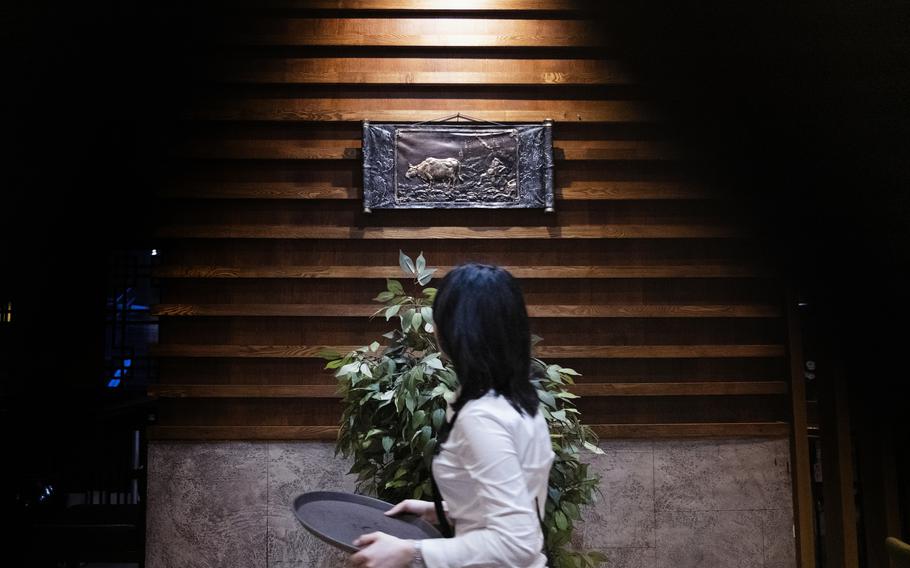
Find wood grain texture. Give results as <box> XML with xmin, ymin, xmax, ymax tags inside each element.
<box><xmin>202</xmin><ymin>57</ymin><xmax>630</xmax><ymax>86</ymax></box>
<box><xmin>149</xmin><ymin>4</ymin><xmax>794</xmax><ymax>446</ymax></box>
<box><xmin>151</xmin><ymin>264</ymin><xmax>773</xmax><ymax>279</ymax></box>
<box><xmin>147</xmin><ymin>381</ymin><xmax>787</xmax><ymax>399</ymax></box>
<box><xmin>172</xmin><ymin>138</ymin><xmax>676</xmax><ymax>161</ymax></box>
<box><xmin>232</xmin><ymin>18</ymin><xmax>604</xmax><ymax>48</ymax></box>
<box><xmin>185</xmin><ymin>98</ymin><xmax>653</xmax><ymax>123</ymax></box>
<box><xmin>146</xmin><ymin>422</ymin><xmax>790</xmax><ymax>441</ymax></box>
<box><xmin>150</xmin><ymin>302</ymin><xmax>782</xmax><ymax>318</ymax></box>
<box><xmin>787</xmin><ymin>290</ymin><xmax>816</xmax><ymax>568</ymax></box>
<box><xmin>155</xmin><ymin>224</ymin><xmax>745</xmax><ymax>239</ymax></box>
<box><xmin>150</xmin><ymin>343</ymin><xmax>786</xmax><ymax>359</ymax></box>
<box><xmin>263</xmin><ymin>0</ymin><xmax>594</xmax><ymax>10</ymax></box>
<box><xmin>819</xmin><ymin>354</ymin><xmax>860</xmax><ymax>568</ymax></box>
<box><xmin>589</xmin><ymin>422</ymin><xmax>790</xmax><ymax>438</ymax></box>
<box><xmin>147</xmin><ymin>425</ymin><xmax>339</xmax><ymax>440</ymax></box>
<box><xmin>157</xmin><ymin>180</ymin><xmax>714</xmax><ymax>201</ymax></box>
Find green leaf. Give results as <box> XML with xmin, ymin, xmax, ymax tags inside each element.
<box><xmin>399</xmin><ymin>250</ymin><xmax>416</xmax><ymax>275</ymax></box>
<box><xmin>423</xmin><ymin>438</ymin><xmax>437</xmax><ymax>468</ymax></box>
<box><xmin>561</xmin><ymin>500</ymin><xmax>579</xmax><ymax>520</ymax></box>
<box><xmin>336</xmin><ymin>361</ymin><xmax>360</xmax><ymax>377</ymax></box>
<box><xmin>419</xmin><ymin>425</ymin><xmax>432</xmax><ymax>446</ymax></box>
<box><xmin>546</xmin><ymin>365</ymin><xmax>562</xmax><ymax>382</ymax></box>
<box><xmin>554</xmin><ymin>390</ymin><xmax>580</xmax><ymax>399</ymax></box>
<box><xmin>359</xmin><ymin>362</ymin><xmax>373</xmax><ymax>378</ymax></box>
<box><xmin>422</xmin><ymin>287</ymin><xmax>437</xmax><ymax>297</ymax></box>
<box><xmin>387</xmin><ymin>279</ymin><xmax>404</xmax><ymax>296</ymax></box>
<box><xmin>385</xmin><ymin>304</ymin><xmax>401</xmax><ymax>321</ymax></box>
<box><xmin>431</xmin><ymin>408</ymin><xmax>446</xmax><ymax>430</ymax></box>
<box><xmin>400</xmin><ymin>308</ymin><xmax>414</xmax><ymax>332</ymax></box>
<box><xmin>373</xmin><ymin>291</ymin><xmax>395</xmax><ymax>303</ymax></box>
<box><xmin>382</xmin><ymin>436</ymin><xmax>394</xmax><ymax>453</ymax></box>
<box><xmin>411</xmin><ymin>311</ymin><xmax>422</xmax><ymax>330</ymax></box>
<box><xmin>554</xmin><ymin>510</ymin><xmax>568</xmax><ymax>531</ymax></box>
<box><xmin>548</xmin><ymin>486</ymin><xmax>562</xmax><ymax>504</ymax></box>
<box><xmin>318</xmin><ymin>349</ymin><xmax>342</xmax><ymax>360</ymax></box>
<box><xmin>417</xmin><ymin>268</ymin><xmax>436</xmax><ymax>286</ymax></box>
<box><xmin>416</xmin><ymin>252</ymin><xmax>426</xmax><ymax>272</ymax></box>
<box><xmin>537</xmin><ymin>388</ymin><xmax>557</xmax><ymax>408</ymax></box>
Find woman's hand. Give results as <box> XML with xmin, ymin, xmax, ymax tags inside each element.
<box><xmin>349</xmin><ymin>531</ymin><xmax>415</xmax><ymax>568</ymax></box>
<box><xmin>384</xmin><ymin>499</ymin><xmax>444</xmax><ymax>524</ymax></box>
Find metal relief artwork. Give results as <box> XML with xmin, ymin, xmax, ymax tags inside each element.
<box><xmin>362</xmin><ymin>120</ymin><xmax>554</xmax><ymax>211</ymax></box>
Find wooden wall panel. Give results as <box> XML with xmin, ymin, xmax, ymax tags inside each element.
<box><xmin>149</xmin><ymin>2</ymin><xmax>793</xmax><ymax>442</ymax></box>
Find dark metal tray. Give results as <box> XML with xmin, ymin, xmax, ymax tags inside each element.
<box><xmin>291</xmin><ymin>491</ymin><xmax>442</xmax><ymax>553</ymax></box>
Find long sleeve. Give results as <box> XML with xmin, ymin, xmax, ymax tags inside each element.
<box><xmin>420</xmin><ymin>406</ymin><xmax>546</xmax><ymax>568</ymax></box>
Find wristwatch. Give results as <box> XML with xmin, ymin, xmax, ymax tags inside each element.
<box><xmin>410</xmin><ymin>539</ymin><xmax>425</xmax><ymax>567</ymax></box>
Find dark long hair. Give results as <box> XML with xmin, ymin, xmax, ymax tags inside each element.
<box><xmin>432</xmin><ymin>262</ymin><xmax>539</xmax><ymax>418</ymax></box>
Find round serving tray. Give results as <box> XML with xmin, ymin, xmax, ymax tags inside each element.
<box><xmin>292</xmin><ymin>490</ymin><xmax>442</xmax><ymax>553</ymax></box>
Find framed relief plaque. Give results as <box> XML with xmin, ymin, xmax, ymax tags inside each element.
<box><xmin>362</xmin><ymin>120</ymin><xmax>554</xmax><ymax>212</ymax></box>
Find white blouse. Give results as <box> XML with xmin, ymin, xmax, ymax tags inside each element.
<box><xmin>420</xmin><ymin>389</ymin><xmax>555</xmax><ymax>567</ymax></box>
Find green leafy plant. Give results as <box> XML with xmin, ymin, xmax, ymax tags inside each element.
<box><xmin>321</xmin><ymin>251</ymin><xmax>607</xmax><ymax>567</ymax></box>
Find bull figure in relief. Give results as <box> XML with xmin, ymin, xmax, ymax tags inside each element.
<box><xmin>406</xmin><ymin>157</ymin><xmax>462</xmax><ymax>188</ymax></box>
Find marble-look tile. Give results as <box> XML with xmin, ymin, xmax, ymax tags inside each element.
<box><xmin>579</xmin><ymin>450</ymin><xmax>655</xmax><ymax>548</ymax></box>
<box><xmin>595</xmin><ymin>439</ymin><xmax>654</xmax><ymax>453</ymax></box>
<box><xmin>146</xmin><ymin>441</ymin><xmax>268</xmax><ymax>568</ymax></box>
<box><xmin>653</xmin><ymin>438</ymin><xmax>791</xmax><ymax>512</ymax></box>
<box><xmin>762</xmin><ymin>508</ymin><xmax>798</xmax><ymax>568</ymax></box>
<box><xmin>267</xmin><ymin>442</ymin><xmax>358</xmax><ymax>564</ymax></box>
<box><xmin>268</xmin><ymin>524</ymin><xmax>351</xmax><ymax>567</ymax></box>
<box><xmin>656</xmin><ymin>509</ymin><xmax>764</xmax><ymax>568</ymax></box>
<box><xmin>596</xmin><ymin>547</ymin><xmax>656</xmax><ymax>568</ymax></box>
<box><xmin>145</xmin><ymin>437</ymin><xmax>798</xmax><ymax>567</ymax></box>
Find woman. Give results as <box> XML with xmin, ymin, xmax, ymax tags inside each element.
<box><xmin>350</xmin><ymin>263</ymin><xmax>555</xmax><ymax>568</ymax></box>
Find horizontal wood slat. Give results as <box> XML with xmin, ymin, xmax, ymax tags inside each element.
<box><xmin>157</xmin><ymin>181</ymin><xmax>714</xmax><ymax>201</ymax></box>
<box><xmin>151</xmin><ymin>344</ymin><xmax>786</xmax><ymax>359</ymax></box>
<box><xmin>151</xmin><ymin>264</ymin><xmax>773</xmax><ymax>279</ymax></box>
<box><xmin>150</xmin><ymin>303</ymin><xmax>782</xmax><ymax>318</ymax></box>
<box><xmin>150</xmin><ymin>5</ymin><xmax>792</xmax><ymax>445</ymax></box>
<box><xmin>185</xmin><ymin>99</ymin><xmax>653</xmax><ymax>123</ymax></box>
<box><xmin>590</xmin><ymin>422</ymin><xmax>790</xmax><ymax>439</ymax></box>
<box><xmin>233</xmin><ymin>19</ymin><xmax>603</xmax><ymax>48</ymax></box>
<box><xmin>263</xmin><ymin>0</ymin><xmax>593</xmax><ymax>10</ymax></box>
<box><xmin>205</xmin><ymin>58</ymin><xmax>629</xmax><ymax>86</ymax></box>
<box><xmin>155</xmin><ymin>224</ymin><xmax>745</xmax><ymax>239</ymax></box>
<box><xmin>574</xmin><ymin>381</ymin><xmax>787</xmax><ymax>396</ymax></box>
<box><xmin>148</xmin><ymin>425</ymin><xmax>339</xmax><ymax>440</ymax></box>
<box><xmin>146</xmin><ymin>422</ymin><xmax>790</xmax><ymax>441</ymax></box>
<box><xmin>147</xmin><ymin>381</ymin><xmax>787</xmax><ymax>399</ymax></box>
<box><xmin>173</xmin><ymin>139</ymin><xmax>676</xmax><ymax>161</ymax></box>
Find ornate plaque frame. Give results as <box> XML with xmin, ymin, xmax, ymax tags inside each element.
<box><xmin>362</xmin><ymin>120</ymin><xmax>554</xmax><ymax>211</ymax></box>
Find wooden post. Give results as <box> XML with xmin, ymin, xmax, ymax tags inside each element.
<box><xmin>819</xmin><ymin>350</ymin><xmax>859</xmax><ymax>567</ymax></box>
<box><xmin>786</xmin><ymin>288</ymin><xmax>816</xmax><ymax>568</ymax></box>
